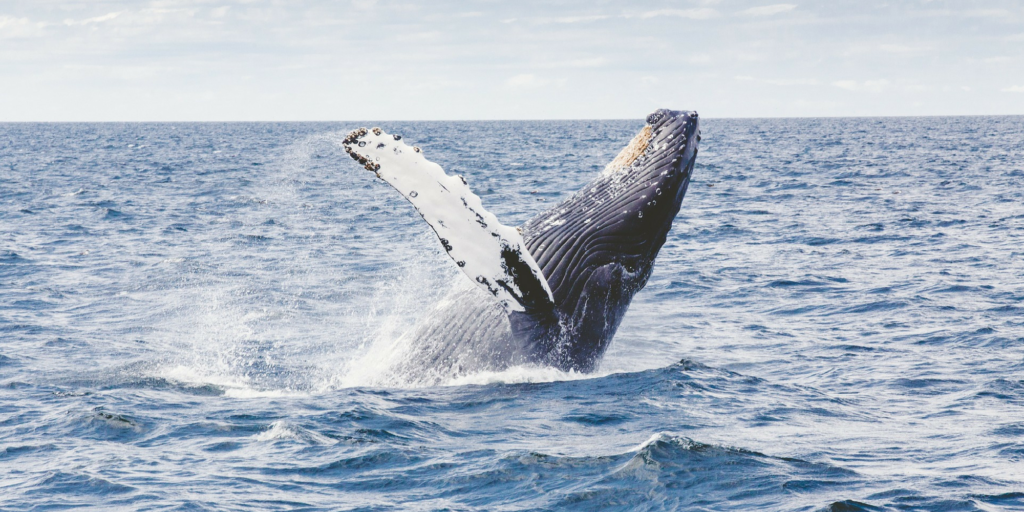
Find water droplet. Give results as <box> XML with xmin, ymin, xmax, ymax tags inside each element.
<box><xmin>638</xmin><ymin>211</ymin><xmax>644</xmax><ymax>218</ymax></box>
<box><xmin>409</xmin><ymin>191</ymin><xmax>418</xmax><ymax>197</ymax></box>
<box><xmin>656</xmin><ymin>188</ymin><xmax>662</xmax><ymax>195</ymax></box>
<box><xmin>358</xmin><ymin>141</ymin><xmax>366</xmax><ymax>147</ymax></box>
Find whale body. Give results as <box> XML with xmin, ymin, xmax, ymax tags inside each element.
<box><xmin>343</xmin><ymin>109</ymin><xmax>700</xmax><ymax>384</ymax></box>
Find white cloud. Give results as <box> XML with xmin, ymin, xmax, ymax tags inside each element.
<box><xmin>1003</xmin><ymin>85</ymin><xmax>1024</xmax><ymax>93</ymax></box>
<box><xmin>963</xmin><ymin>9</ymin><xmax>1012</xmax><ymax>18</ymax></box>
<box><xmin>350</xmin><ymin>0</ymin><xmax>377</xmax><ymax>11</ymax></box>
<box><xmin>877</xmin><ymin>43</ymin><xmax>930</xmax><ymax>54</ymax></box>
<box><xmin>832</xmin><ymin>79</ymin><xmax>890</xmax><ymax>92</ymax></box>
<box><xmin>537</xmin><ymin>15</ymin><xmax>610</xmax><ymax>24</ymax></box>
<box><xmin>63</xmin><ymin>11</ymin><xmax>121</xmax><ymax>26</ymax></box>
<box><xmin>0</xmin><ymin>15</ymin><xmax>44</xmax><ymax>38</ymax></box>
<box><xmin>737</xmin><ymin>75</ymin><xmax>818</xmax><ymax>86</ymax></box>
<box><xmin>983</xmin><ymin>56</ymin><xmax>1011</xmax><ymax>64</ymax></box>
<box><xmin>741</xmin><ymin>4</ymin><xmax>797</xmax><ymax>16</ymax></box>
<box><xmin>506</xmin><ymin>74</ymin><xmax>548</xmax><ymax>88</ymax></box>
<box><xmin>565</xmin><ymin>57</ymin><xmax>607</xmax><ymax>68</ymax></box>
<box><xmin>635</xmin><ymin>9</ymin><xmax>719</xmax><ymax>20</ymax></box>
<box><xmin>536</xmin><ymin>57</ymin><xmax>608</xmax><ymax>69</ymax></box>
<box><xmin>0</xmin><ymin>15</ymin><xmax>30</xmax><ymax>28</ymax></box>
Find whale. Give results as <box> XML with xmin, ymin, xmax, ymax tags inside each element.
<box><xmin>343</xmin><ymin>109</ymin><xmax>700</xmax><ymax>384</ymax></box>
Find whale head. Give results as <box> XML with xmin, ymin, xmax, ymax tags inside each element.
<box><xmin>519</xmin><ymin>109</ymin><xmax>700</xmax><ymax>370</ymax></box>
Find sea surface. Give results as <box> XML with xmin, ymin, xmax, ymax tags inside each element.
<box><xmin>1</xmin><ymin>117</ymin><xmax>1023</xmax><ymax>511</ymax></box>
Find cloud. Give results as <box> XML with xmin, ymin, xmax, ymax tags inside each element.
<box><xmin>563</xmin><ymin>57</ymin><xmax>607</xmax><ymax>68</ymax></box>
<box><xmin>0</xmin><ymin>15</ymin><xmax>44</xmax><ymax>38</ymax></box>
<box><xmin>634</xmin><ymin>9</ymin><xmax>719</xmax><ymax>20</ymax></box>
<box><xmin>506</xmin><ymin>74</ymin><xmax>548</xmax><ymax>88</ymax></box>
<box><xmin>737</xmin><ymin>75</ymin><xmax>818</xmax><ymax>86</ymax></box>
<box><xmin>63</xmin><ymin>11</ymin><xmax>121</xmax><ymax>26</ymax></box>
<box><xmin>741</xmin><ymin>4</ymin><xmax>797</xmax><ymax>16</ymax></box>
<box><xmin>535</xmin><ymin>57</ymin><xmax>608</xmax><ymax>69</ymax></box>
<box><xmin>350</xmin><ymin>0</ymin><xmax>377</xmax><ymax>11</ymax></box>
<box><xmin>877</xmin><ymin>43</ymin><xmax>930</xmax><ymax>54</ymax></box>
<box><xmin>832</xmin><ymin>79</ymin><xmax>890</xmax><ymax>92</ymax></box>
<box><xmin>0</xmin><ymin>15</ymin><xmax>30</xmax><ymax>28</ymax></box>
<box><xmin>538</xmin><ymin>15</ymin><xmax>610</xmax><ymax>24</ymax></box>
<box><xmin>1003</xmin><ymin>85</ymin><xmax>1024</xmax><ymax>93</ymax></box>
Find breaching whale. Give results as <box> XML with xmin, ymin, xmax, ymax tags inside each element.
<box><xmin>343</xmin><ymin>109</ymin><xmax>700</xmax><ymax>384</ymax></box>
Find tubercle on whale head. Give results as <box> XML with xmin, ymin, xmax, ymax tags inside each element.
<box><xmin>614</xmin><ymin>109</ymin><xmax>700</xmax><ymax>219</ymax></box>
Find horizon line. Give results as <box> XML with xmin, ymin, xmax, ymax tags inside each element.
<box><xmin>2</xmin><ymin>113</ymin><xmax>1023</xmax><ymax>123</ymax></box>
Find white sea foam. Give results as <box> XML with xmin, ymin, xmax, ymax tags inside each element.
<box><xmin>155</xmin><ymin>364</ymin><xmax>308</xmax><ymax>398</ymax></box>
<box><xmin>445</xmin><ymin>365</ymin><xmax>601</xmax><ymax>387</ymax></box>
<box><xmin>254</xmin><ymin>420</ymin><xmax>335</xmax><ymax>444</ymax></box>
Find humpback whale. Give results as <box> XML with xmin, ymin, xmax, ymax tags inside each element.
<box><xmin>343</xmin><ymin>109</ymin><xmax>700</xmax><ymax>384</ymax></box>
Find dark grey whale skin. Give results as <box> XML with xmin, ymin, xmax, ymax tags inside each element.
<box><xmin>395</xmin><ymin>110</ymin><xmax>701</xmax><ymax>382</ymax></box>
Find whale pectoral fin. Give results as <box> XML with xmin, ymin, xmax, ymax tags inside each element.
<box><xmin>343</xmin><ymin>128</ymin><xmax>555</xmax><ymax>314</ymax></box>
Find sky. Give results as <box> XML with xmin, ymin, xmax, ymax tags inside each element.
<box><xmin>2</xmin><ymin>0</ymin><xmax>1023</xmax><ymax>121</ymax></box>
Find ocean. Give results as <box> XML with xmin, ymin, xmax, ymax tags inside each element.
<box><xmin>1</xmin><ymin>117</ymin><xmax>1022</xmax><ymax>511</ymax></box>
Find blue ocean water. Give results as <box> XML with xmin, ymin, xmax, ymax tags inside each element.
<box><xmin>1</xmin><ymin>117</ymin><xmax>1023</xmax><ymax>511</ymax></box>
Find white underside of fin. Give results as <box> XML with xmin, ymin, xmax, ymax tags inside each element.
<box><xmin>342</xmin><ymin>128</ymin><xmax>553</xmax><ymax>314</ymax></box>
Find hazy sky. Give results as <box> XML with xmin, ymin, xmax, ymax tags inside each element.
<box><xmin>2</xmin><ymin>0</ymin><xmax>1023</xmax><ymax>120</ymax></box>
